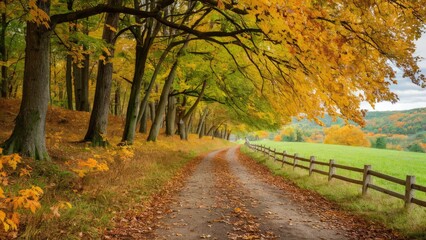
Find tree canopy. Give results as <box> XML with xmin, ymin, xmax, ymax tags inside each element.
<box><xmin>0</xmin><ymin>0</ymin><xmax>425</xmax><ymax>159</ymax></box>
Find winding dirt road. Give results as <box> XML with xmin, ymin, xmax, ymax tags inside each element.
<box><xmin>155</xmin><ymin>147</ymin><xmax>349</xmax><ymax>239</ymax></box>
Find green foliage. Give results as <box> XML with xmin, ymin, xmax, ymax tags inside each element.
<box><xmin>375</xmin><ymin>137</ymin><xmax>387</xmax><ymax>149</ymax></box>
<box><xmin>408</xmin><ymin>143</ymin><xmax>425</xmax><ymax>153</ymax></box>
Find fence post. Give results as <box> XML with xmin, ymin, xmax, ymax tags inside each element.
<box><xmin>362</xmin><ymin>165</ymin><xmax>372</xmax><ymax>196</ymax></box>
<box><xmin>281</xmin><ymin>151</ymin><xmax>287</xmax><ymax>168</ymax></box>
<box><xmin>293</xmin><ymin>153</ymin><xmax>298</xmax><ymax>170</ymax></box>
<box><xmin>328</xmin><ymin>159</ymin><xmax>335</xmax><ymax>181</ymax></box>
<box><xmin>309</xmin><ymin>156</ymin><xmax>315</xmax><ymax>176</ymax></box>
<box><xmin>405</xmin><ymin>175</ymin><xmax>415</xmax><ymax>208</ymax></box>
<box><xmin>263</xmin><ymin>145</ymin><xmax>266</xmax><ymax>156</ymax></box>
<box><xmin>273</xmin><ymin>148</ymin><xmax>277</xmax><ymax>161</ymax></box>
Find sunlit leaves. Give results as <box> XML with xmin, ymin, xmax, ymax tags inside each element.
<box><xmin>0</xmin><ymin>153</ymin><xmax>43</xmax><ymax>232</ymax></box>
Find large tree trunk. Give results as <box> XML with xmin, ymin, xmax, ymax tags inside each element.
<box><xmin>1</xmin><ymin>0</ymin><xmax>51</xmax><ymax>160</ymax></box>
<box><xmin>147</xmin><ymin>38</ymin><xmax>190</xmax><ymax>141</ymax></box>
<box><xmin>84</xmin><ymin>0</ymin><xmax>121</xmax><ymax>146</ymax></box>
<box><xmin>165</xmin><ymin>95</ymin><xmax>176</xmax><ymax>136</ymax></box>
<box><xmin>120</xmin><ymin>43</ymin><xmax>149</xmax><ymax>143</ymax></box>
<box><xmin>120</xmin><ymin>0</ymin><xmax>161</xmax><ymax>145</ymax></box>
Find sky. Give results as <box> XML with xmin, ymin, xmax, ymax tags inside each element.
<box><xmin>360</xmin><ymin>34</ymin><xmax>426</xmax><ymax>112</ymax></box>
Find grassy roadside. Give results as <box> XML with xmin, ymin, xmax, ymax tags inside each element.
<box><xmin>0</xmin><ymin>99</ymin><xmax>233</xmax><ymax>239</ymax></box>
<box><xmin>240</xmin><ymin>145</ymin><xmax>426</xmax><ymax>239</ymax></box>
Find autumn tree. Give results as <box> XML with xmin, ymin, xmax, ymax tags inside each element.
<box><xmin>324</xmin><ymin>125</ymin><xmax>370</xmax><ymax>147</ymax></box>
<box><xmin>2</xmin><ymin>0</ymin><xmax>426</xmax><ymax>159</ymax></box>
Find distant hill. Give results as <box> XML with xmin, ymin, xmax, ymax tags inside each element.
<box><xmin>291</xmin><ymin>108</ymin><xmax>426</xmax><ymax>136</ymax></box>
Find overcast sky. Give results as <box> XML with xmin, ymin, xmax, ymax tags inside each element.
<box><xmin>360</xmin><ymin>34</ymin><xmax>426</xmax><ymax>112</ymax></box>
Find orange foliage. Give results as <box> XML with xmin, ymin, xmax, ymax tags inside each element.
<box><xmin>273</xmin><ymin>135</ymin><xmax>282</xmax><ymax>141</ymax></box>
<box><xmin>324</xmin><ymin>125</ymin><xmax>370</xmax><ymax>147</ymax></box>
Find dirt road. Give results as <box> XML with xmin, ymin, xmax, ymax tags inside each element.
<box><xmin>155</xmin><ymin>147</ymin><xmax>349</xmax><ymax>239</ymax></box>
<box><xmin>106</xmin><ymin>146</ymin><xmax>400</xmax><ymax>239</ymax></box>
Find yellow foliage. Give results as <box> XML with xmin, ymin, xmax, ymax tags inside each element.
<box><xmin>0</xmin><ymin>153</ymin><xmax>43</xmax><ymax>232</ymax></box>
<box><xmin>27</xmin><ymin>0</ymin><xmax>50</xmax><ymax>28</ymax></box>
<box><xmin>324</xmin><ymin>125</ymin><xmax>370</xmax><ymax>147</ymax></box>
<box><xmin>68</xmin><ymin>158</ymin><xmax>109</xmax><ymax>177</ymax></box>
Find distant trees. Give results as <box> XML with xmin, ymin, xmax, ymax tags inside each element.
<box><xmin>374</xmin><ymin>137</ymin><xmax>387</xmax><ymax>149</ymax></box>
<box><xmin>408</xmin><ymin>143</ymin><xmax>425</xmax><ymax>153</ymax></box>
<box><xmin>324</xmin><ymin>125</ymin><xmax>370</xmax><ymax>147</ymax></box>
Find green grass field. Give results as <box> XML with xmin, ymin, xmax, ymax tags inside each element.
<box><xmin>243</xmin><ymin>140</ymin><xmax>426</xmax><ymax>238</ymax></box>
<box><xmin>252</xmin><ymin>140</ymin><xmax>426</xmax><ymax>186</ymax></box>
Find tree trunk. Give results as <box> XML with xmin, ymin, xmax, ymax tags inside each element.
<box><xmin>80</xmin><ymin>51</ymin><xmax>90</xmax><ymax>111</ymax></box>
<box><xmin>198</xmin><ymin>121</ymin><xmax>205</xmax><ymax>139</ymax></box>
<box><xmin>139</xmin><ymin>105</ymin><xmax>148</xmax><ymax>133</ymax></box>
<box><xmin>137</xmin><ymin>42</ymin><xmax>176</xmax><ymax>134</ymax></box>
<box><xmin>120</xmin><ymin>0</ymin><xmax>161</xmax><ymax>145</ymax></box>
<box><xmin>84</xmin><ymin>0</ymin><xmax>121</xmax><ymax>146</ymax></box>
<box><xmin>1</xmin><ymin>0</ymin><xmax>51</xmax><ymax>160</ymax></box>
<box><xmin>178</xmin><ymin>118</ymin><xmax>187</xmax><ymax>140</ymax></box>
<box><xmin>73</xmin><ymin>62</ymin><xmax>82</xmax><ymax>109</ymax></box>
<box><xmin>147</xmin><ymin>61</ymin><xmax>178</xmax><ymax>141</ymax></box>
<box><xmin>186</xmin><ymin>111</ymin><xmax>194</xmax><ymax>136</ymax></box>
<box><xmin>120</xmin><ymin>43</ymin><xmax>149</xmax><ymax>143</ymax></box>
<box><xmin>165</xmin><ymin>95</ymin><xmax>176</xmax><ymax>136</ymax></box>
<box><xmin>0</xmin><ymin>12</ymin><xmax>9</xmax><ymax>98</ymax></box>
<box><xmin>227</xmin><ymin>130</ymin><xmax>232</xmax><ymax>140</ymax></box>
<box><xmin>179</xmin><ymin>80</ymin><xmax>207</xmax><ymax>140</ymax></box>
<box><xmin>114</xmin><ymin>81</ymin><xmax>121</xmax><ymax>115</ymax></box>
<box><xmin>149</xmin><ymin>101</ymin><xmax>156</xmax><ymax>122</ymax></box>
<box><xmin>196</xmin><ymin>108</ymin><xmax>208</xmax><ymax>135</ymax></box>
<box><xmin>65</xmin><ymin>0</ymin><xmax>74</xmax><ymax>109</ymax></box>
<box><xmin>65</xmin><ymin>55</ymin><xmax>73</xmax><ymax>110</ymax></box>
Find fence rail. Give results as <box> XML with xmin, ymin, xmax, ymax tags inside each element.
<box><xmin>246</xmin><ymin>143</ymin><xmax>426</xmax><ymax>208</ymax></box>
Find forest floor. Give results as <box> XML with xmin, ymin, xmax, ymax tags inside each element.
<box><xmin>105</xmin><ymin>146</ymin><xmax>403</xmax><ymax>240</ymax></box>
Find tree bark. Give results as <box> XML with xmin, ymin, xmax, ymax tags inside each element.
<box><xmin>1</xmin><ymin>0</ymin><xmax>51</xmax><ymax>160</ymax></box>
<box><xmin>165</xmin><ymin>95</ymin><xmax>176</xmax><ymax>136</ymax></box>
<box><xmin>114</xmin><ymin>81</ymin><xmax>121</xmax><ymax>115</ymax></box>
<box><xmin>196</xmin><ymin>107</ymin><xmax>208</xmax><ymax>135</ymax></box>
<box><xmin>120</xmin><ymin>0</ymin><xmax>161</xmax><ymax>144</ymax></box>
<box><xmin>179</xmin><ymin>80</ymin><xmax>207</xmax><ymax>140</ymax></box>
<box><xmin>139</xmin><ymin>105</ymin><xmax>148</xmax><ymax>133</ymax></box>
<box><xmin>0</xmin><ymin>12</ymin><xmax>9</xmax><ymax>98</ymax></box>
<box><xmin>73</xmin><ymin>62</ymin><xmax>82</xmax><ymax>109</ymax></box>
<box><xmin>147</xmin><ymin>60</ymin><xmax>178</xmax><ymax>141</ymax></box>
<box><xmin>137</xmin><ymin>42</ymin><xmax>177</xmax><ymax>133</ymax></box>
<box><xmin>80</xmin><ymin>51</ymin><xmax>90</xmax><ymax>111</ymax></box>
<box><xmin>65</xmin><ymin>55</ymin><xmax>73</xmax><ymax>109</ymax></box>
<box><xmin>84</xmin><ymin>0</ymin><xmax>121</xmax><ymax>146</ymax></box>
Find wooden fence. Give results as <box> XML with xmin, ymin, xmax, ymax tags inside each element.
<box><xmin>246</xmin><ymin>143</ymin><xmax>426</xmax><ymax>208</ymax></box>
